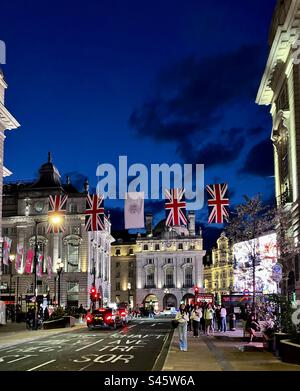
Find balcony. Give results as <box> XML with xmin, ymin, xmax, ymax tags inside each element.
<box><xmin>163</xmin><ymin>284</ymin><xmax>175</xmax><ymax>289</ymax></box>
<box><xmin>144</xmin><ymin>284</ymin><xmax>156</xmax><ymax>289</ymax></box>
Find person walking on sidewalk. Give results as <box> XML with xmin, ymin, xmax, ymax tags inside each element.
<box><xmin>175</xmin><ymin>304</ymin><xmax>189</xmax><ymax>351</ymax></box>
<box><xmin>191</xmin><ymin>304</ymin><xmax>202</xmax><ymax>337</ymax></box>
<box><xmin>204</xmin><ymin>303</ymin><xmax>214</xmax><ymax>336</ymax></box>
<box><xmin>220</xmin><ymin>305</ymin><xmax>227</xmax><ymax>332</ymax></box>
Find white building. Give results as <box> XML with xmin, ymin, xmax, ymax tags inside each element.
<box><xmin>136</xmin><ymin>212</ymin><xmax>206</xmax><ymax>311</ymax></box>
<box><xmin>0</xmin><ymin>154</ymin><xmax>114</xmax><ymax>309</ymax></box>
<box><xmin>0</xmin><ymin>68</ymin><xmax>20</xmax><ymax>260</ymax></box>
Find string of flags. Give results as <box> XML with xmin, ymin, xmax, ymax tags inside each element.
<box><xmin>1</xmin><ymin>183</ymin><xmax>230</xmax><ymax>274</ymax></box>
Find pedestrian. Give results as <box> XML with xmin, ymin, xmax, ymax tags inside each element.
<box><xmin>148</xmin><ymin>304</ymin><xmax>154</xmax><ymax>319</ymax></box>
<box><xmin>191</xmin><ymin>304</ymin><xmax>201</xmax><ymax>337</ymax></box>
<box><xmin>246</xmin><ymin>314</ymin><xmax>260</xmax><ymax>343</ymax></box>
<box><xmin>175</xmin><ymin>304</ymin><xmax>189</xmax><ymax>351</ymax></box>
<box><xmin>215</xmin><ymin>305</ymin><xmax>221</xmax><ymax>331</ymax></box>
<box><xmin>220</xmin><ymin>305</ymin><xmax>227</xmax><ymax>332</ymax></box>
<box><xmin>204</xmin><ymin>303</ymin><xmax>215</xmax><ymax>336</ymax></box>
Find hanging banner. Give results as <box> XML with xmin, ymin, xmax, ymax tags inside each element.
<box><xmin>3</xmin><ymin>237</ymin><xmax>12</xmax><ymax>266</ymax></box>
<box><xmin>37</xmin><ymin>254</ymin><xmax>43</xmax><ymax>277</ymax></box>
<box><xmin>47</xmin><ymin>256</ymin><xmax>53</xmax><ymax>278</ymax></box>
<box><xmin>124</xmin><ymin>192</ymin><xmax>145</xmax><ymax>229</ymax></box>
<box><xmin>25</xmin><ymin>248</ymin><xmax>34</xmax><ymax>274</ymax></box>
<box><xmin>15</xmin><ymin>243</ymin><xmax>24</xmax><ymax>272</ymax></box>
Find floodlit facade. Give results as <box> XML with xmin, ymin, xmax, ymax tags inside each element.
<box><xmin>256</xmin><ymin>0</ymin><xmax>300</xmax><ymax>299</ymax></box>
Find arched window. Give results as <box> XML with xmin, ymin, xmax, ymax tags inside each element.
<box><xmin>63</xmin><ymin>235</ymin><xmax>82</xmax><ymax>272</ymax></box>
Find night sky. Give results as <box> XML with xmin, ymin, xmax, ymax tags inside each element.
<box><xmin>1</xmin><ymin>0</ymin><xmax>277</xmax><ymax>246</ymax></box>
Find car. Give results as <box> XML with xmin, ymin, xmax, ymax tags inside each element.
<box><xmin>86</xmin><ymin>308</ymin><xmax>123</xmax><ymax>330</ymax></box>
<box><xmin>159</xmin><ymin>307</ymin><xmax>177</xmax><ymax>317</ymax></box>
<box><xmin>117</xmin><ymin>306</ymin><xmax>132</xmax><ymax>325</ymax></box>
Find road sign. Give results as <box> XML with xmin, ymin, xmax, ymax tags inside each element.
<box><xmin>272</xmin><ymin>263</ymin><xmax>283</xmax><ymax>283</ymax></box>
<box><xmin>243</xmin><ymin>289</ymin><xmax>250</xmax><ymax>296</ymax></box>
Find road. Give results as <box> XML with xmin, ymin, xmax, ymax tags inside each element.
<box><xmin>0</xmin><ymin>319</ymin><xmax>172</xmax><ymax>371</ymax></box>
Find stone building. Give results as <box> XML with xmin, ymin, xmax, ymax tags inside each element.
<box><xmin>0</xmin><ymin>69</ymin><xmax>20</xmax><ymax>255</ymax></box>
<box><xmin>135</xmin><ymin>212</ymin><xmax>206</xmax><ymax>311</ymax></box>
<box><xmin>111</xmin><ymin>233</ymin><xmax>137</xmax><ymax>307</ymax></box>
<box><xmin>256</xmin><ymin>0</ymin><xmax>300</xmax><ymax>299</ymax></box>
<box><xmin>0</xmin><ymin>154</ymin><xmax>114</xmax><ymax>309</ymax></box>
<box><xmin>203</xmin><ymin>232</ymin><xmax>234</xmax><ymax>303</ymax></box>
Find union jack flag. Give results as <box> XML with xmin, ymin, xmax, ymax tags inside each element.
<box><xmin>206</xmin><ymin>183</ymin><xmax>229</xmax><ymax>224</ymax></box>
<box><xmin>47</xmin><ymin>194</ymin><xmax>68</xmax><ymax>233</ymax></box>
<box><xmin>85</xmin><ymin>194</ymin><xmax>105</xmax><ymax>231</ymax></box>
<box><xmin>165</xmin><ymin>188</ymin><xmax>187</xmax><ymax>227</ymax></box>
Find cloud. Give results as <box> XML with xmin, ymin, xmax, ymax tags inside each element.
<box><xmin>239</xmin><ymin>139</ymin><xmax>274</xmax><ymax>177</ymax></box>
<box><xmin>129</xmin><ymin>45</ymin><xmax>266</xmax><ymax>167</ymax></box>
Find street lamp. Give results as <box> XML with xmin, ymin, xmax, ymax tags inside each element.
<box><xmin>127</xmin><ymin>282</ymin><xmax>131</xmax><ymax>307</ymax></box>
<box><xmin>56</xmin><ymin>259</ymin><xmax>64</xmax><ymax>307</ymax></box>
<box><xmin>9</xmin><ymin>254</ymin><xmax>15</xmax><ymax>321</ymax></box>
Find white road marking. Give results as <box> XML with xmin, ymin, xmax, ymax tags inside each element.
<box><xmin>127</xmin><ymin>324</ymin><xmax>137</xmax><ymax>329</ymax></box>
<box><xmin>27</xmin><ymin>359</ymin><xmax>56</xmax><ymax>371</ymax></box>
<box><xmin>150</xmin><ymin>323</ymin><xmax>156</xmax><ymax>327</ymax></box>
<box><xmin>7</xmin><ymin>355</ymin><xmax>37</xmax><ymax>363</ymax></box>
<box><xmin>75</xmin><ymin>339</ymin><xmax>104</xmax><ymax>352</ymax></box>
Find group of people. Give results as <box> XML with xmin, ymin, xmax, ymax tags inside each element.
<box><xmin>175</xmin><ymin>303</ymin><xmax>230</xmax><ymax>352</ymax></box>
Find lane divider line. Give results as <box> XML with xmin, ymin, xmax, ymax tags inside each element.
<box><xmin>27</xmin><ymin>359</ymin><xmax>56</xmax><ymax>372</ymax></box>
<box><xmin>75</xmin><ymin>339</ymin><xmax>104</xmax><ymax>352</ymax></box>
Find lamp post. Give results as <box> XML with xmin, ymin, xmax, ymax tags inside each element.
<box><xmin>33</xmin><ymin>220</ymin><xmax>43</xmax><ymax>329</ymax></box>
<box><xmin>127</xmin><ymin>282</ymin><xmax>132</xmax><ymax>308</ymax></box>
<box><xmin>9</xmin><ymin>254</ymin><xmax>15</xmax><ymax>321</ymax></box>
<box><xmin>56</xmin><ymin>259</ymin><xmax>64</xmax><ymax>307</ymax></box>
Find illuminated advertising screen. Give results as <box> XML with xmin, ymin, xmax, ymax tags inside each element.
<box><xmin>233</xmin><ymin>233</ymin><xmax>278</xmax><ymax>294</ymax></box>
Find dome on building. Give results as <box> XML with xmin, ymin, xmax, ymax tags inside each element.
<box><xmin>30</xmin><ymin>152</ymin><xmax>62</xmax><ymax>189</ymax></box>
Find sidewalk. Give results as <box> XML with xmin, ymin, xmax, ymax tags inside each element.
<box><xmin>0</xmin><ymin>320</ymin><xmax>86</xmax><ymax>349</ymax></box>
<box><xmin>163</xmin><ymin>325</ymin><xmax>300</xmax><ymax>371</ymax></box>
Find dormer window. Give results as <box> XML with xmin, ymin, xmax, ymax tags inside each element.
<box><xmin>143</xmin><ymin>244</ymin><xmax>148</xmax><ymax>251</ymax></box>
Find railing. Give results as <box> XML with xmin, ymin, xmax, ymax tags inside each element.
<box><xmin>163</xmin><ymin>284</ymin><xmax>175</xmax><ymax>289</ymax></box>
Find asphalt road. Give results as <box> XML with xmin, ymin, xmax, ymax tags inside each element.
<box><xmin>0</xmin><ymin>320</ymin><xmax>172</xmax><ymax>371</ymax></box>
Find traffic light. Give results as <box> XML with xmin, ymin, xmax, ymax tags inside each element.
<box><xmin>90</xmin><ymin>286</ymin><xmax>97</xmax><ymax>301</ymax></box>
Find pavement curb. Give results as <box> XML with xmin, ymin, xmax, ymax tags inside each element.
<box><xmin>152</xmin><ymin>327</ymin><xmax>174</xmax><ymax>371</ymax></box>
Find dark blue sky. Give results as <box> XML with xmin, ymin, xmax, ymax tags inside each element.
<box><xmin>1</xmin><ymin>0</ymin><xmax>277</xmax><ymax>241</ymax></box>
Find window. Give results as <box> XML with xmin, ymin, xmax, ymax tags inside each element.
<box><xmin>155</xmin><ymin>244</ymin><xmax>160</xmax><ymax>251</ymax></box>
<box><xmin>128</xmin><ymin>268</ymin><xmax>134</xmax><ymax>278</ymax></box>
<box><xmin>129</xmin><ymin>261</ymin><xmax>133</xmax><ymax>268</ymax></box>
<box><xmin>67</xmin><ymin>282</ymin><xmax>79</xmax><ymax>307</ymax></box>
<box><xmin>71</xmin><ymin>226</ymin><xmax>80</xmax><ymax>235</ymax></box>
<box><xmin>190</xmin><ymin>244</ymin><xmax>195</xmax><ymax>250</ymax></box>
<box><xmin>116</xmin><ymin>248</ymin><xmax>121</xmax><ymax>256</ymax></box>
<box><xmin>128</xmin><ymin>248</ymin><xmax>134</xmax><ymax>255</ymax></box>
<box><xmin>165</xmin><ymin>258</ymin><xmax>173</xmax><ymax>264</ymax></box>
<box><xmin>69</xmin><ymin>203</ymin><xmax>78</xmax><ymax>213</ymax></box>
<box><xmin>146</xmin><ymin>269</ymin><xmax>155</xmax><ymax>287</ymax></box>
<box><xmin>185</xmin><ymin>267</ymin><xmax>193</xmax><ymax>287</ymax></box>
<box><xmin>115</xmin><ymin>270</ymin><xmax>120</xmax><ymax>278</ymax></box>
<box><xmin>116</xmin><ymin>261</ymin><xmax>120</xmax><ymax>268</ymax></box>
<box><xmin>165</xmin><ymin>268</ymin><xmax>174</xmax><ymax>287</ymax></box>
<box><xmin>143</xmin><ymin>245</ymin><xmax>148</xmax><ymax>251</ymax></box>
<box><xmin>178</xmin><ymin>243</ymin><xmax>183</xmax><ymax>250</ymax></box>
<box><xmin>147</xmin><ymin>259</ymin><xmax>154</xmax><ymax>264</ymax></box>
<box><xmin>68</xmin><ymin>244</ymin><xmax>79</xmax><ymax>272</ymax></box>
<box><xmin>184</xmin><ymin>257</ymin><xmax>192</xmax><ymax>263</ymax></box>
<box><xmin>116</xmin><ymin>282</ymin><xmax>121</xmax><ymax>291</ymax></box>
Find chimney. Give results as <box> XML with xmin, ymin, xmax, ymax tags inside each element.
<box><xmin>146</xmin><ymin>213</ymin><xmax>153</xmax><ymax>235</ymax></box>
<box><xmin>188</xmin><ymin>211</ymin><xmax>195</xmax><ymax>236</ymax></box>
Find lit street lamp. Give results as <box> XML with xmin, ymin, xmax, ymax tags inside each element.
<box><xmin>56</xmin><ymin>259</ymin><xmax>64</xmax><ymax>307</ymax></box>
<box><xmin>127</xmin><ymin>282</ymin><xmax>131</xmax><ymax>307</ymax></box>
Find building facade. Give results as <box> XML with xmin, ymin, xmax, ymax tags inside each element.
<box><xmin>0</xmin><ymin>69</ymin><xmax>20</xmax><ymax>257</ymax></box>
<box><xmin>256</xmin><ymin>0</ymin><xmax>300</xmax><ymax>299</ymax></box>
<box><xmin>0</xmin><ymin>155</ymin><xmax>114</xmax><ymax>309</ymax></box>
<box><xmin>111</xmin><ymin>238</ymin><xmax>137</xmax><ymax>307</ymax></box>
<box><xmin>135</xmin><ymin>212</ymin><xmax>206</xmax><ymax>311</ymax></box>
<box><xmin>203</xmin><ymin>232</ymin><xmax>234</xmax><ymax>303</ymax></box>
